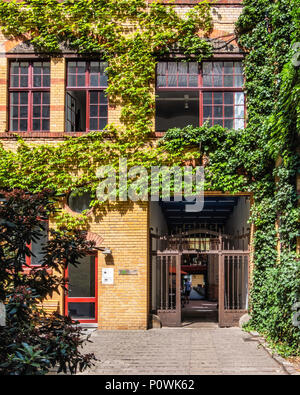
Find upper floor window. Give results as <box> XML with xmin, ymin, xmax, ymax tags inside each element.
<box><xmin>66</xmin><ymin>61</ymin><xmax>108</xmax><ymax>132</ymax></box>
<box><xmin>9</xmin><ymin>61</ymin><xmax>50</xmax><ymax>132</ymax></box>
<box><xmin>156</xmin><ymin>61</ymin><xmax>245</xmax><ymax>131</ymax></box>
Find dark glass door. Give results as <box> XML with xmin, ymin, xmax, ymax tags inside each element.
<box><xmin>65</xmin><ymin>254</ymin><xmax>98</xmax><ymax>323</ymax></box>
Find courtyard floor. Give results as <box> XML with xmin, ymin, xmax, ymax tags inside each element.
<box><xmin>77</xmin><ymin>324</ymin><xmax>287</xmax><ymax>375</ymax></box>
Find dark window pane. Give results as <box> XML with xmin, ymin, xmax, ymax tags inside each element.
<box><xmin>33</xmin><ymin>75</ymin><xmax>42</xmax><ymax>87</ymax></box>
<box><xmin>90</xmin><ymin>91</ymin><xmax>99</xmax><ymax>104</ymax></box>
<box><xmin>203</xmin><ymin>62</ymin><xmax>212</xmax><ymax>75</ymax></box>
<box><xmin>224</xmin><ymin>62</ymin><xmax>233</xmax><ymax>74</ymax></box>
<box><xmin>11</xmin><ymin>62</ymin><xmax>19</xmax><ymax>74</ymax></box>
<box><xmin>178</xmin><ymin>75</ymin><xmax>187</xmax><ymax>87</ymax></box>
<box><xmin>157</xmin><ymin>76</ymin><xmax>166</xmax><ymax>87</ymax></box>
<box><xmin>90</xmin><ymin>62</ymin><xmax>100</xmax><ymax>73</ymax></box>
<box><xmin>32</xmin><ymin>119</ymin><xmax>40</xmax><ymax>130</ymax></box>
<box><xmin>12</xmin><ymin>119</ymin><xmax>18</xmax><ymax>131</ymax></box>
<box><xmin>157</xmin><ymin>62</ymin><xmax>167</xmax><ymax>75</ymax></box>
<box><xmin>224</xmin><ymin>75</ymin><xmax>233</xmax><ymax>87</ymax></box>
<box><xmin>20</xmin><ymin>119</ymin><xmax>27</xmax><ymax>130</ymax></box>
<box><xmin>43</xmin><ymin>63</ymin><xmax>50</xmax><ymax>74</ymax></box>
<box><xmin>42</xmin><ymin>119</ymin><xmax>49</xmax><ymax>130</ymax></box>
<box><xmin>68</xmin><ymin>255</ymin><xmax>95</xmax><ymax>295</ymax></box>
<box><xmin>77</xmin><ymin>74</ymin><xmax>85</xmax><ymax>87</ymax></box>
<box><xmin>214</xmin><ymin>106</ymin><xmax>223</xmax><ymax>118</ymax></box>
<box><xmin>99</xmin><ymin>105</ymin><xmax>108</xmax><ymax>118</ymax></box>
<box><xmin>168</xmin><ymin>63</ymin><xmax>177</xmax><ymax>74</ymax></box>
<box><xmin>20</xmin><ymin>62</ymin><xmax>29</xmax><ymax>74</ymax></box>
<box><xmin>33</xmin><ymin>106</ymin><xmax>41</xmax><ymax>117</ymax></box>
<box><xmin>203</xmin><ymin>92</ymin><xmax>212</xmax><ymax>104</ymax></box>
<box><xmin>20</xmin><ymin>92</ymin><xmax>28</xmax><ymax>104</ymax></box>
<box><xmin>224</xmin><ymin>119</ymin><xmax>233</xmax><ymax>129</ymax></box>
<box><xmin>224</xmin><ymin>92</ymin><xmax>234</xmax><ymax>104</ymax></box>
<box><xmin>33</xmin><ymin>92</ymin><xmax>41</xmax><ymax>104</ymax></box>
<box><xmin>203</xmin><ymin>75</ymin><xmax>212</xmax><ymax>87</ymax></box>
<box><xmin>68</xmin><ymin>75</ymin><xmax>76</xmax><ymax>87</ymax></box>
<box><xmin>11</xmin><ymin>93</ymin><xmax>19</xmax><ymax>105</ymax></box>
<box><xmin>203</xmin><ymin>106</ymin><xmax>212</xmax><ymax>118</ymax></box>
<box><xmin>100</xmin><ymin>75</ymin><xmax>108</xmax><ymax>86</ymax></box>
<box><xmin>20</xmin><ymin>76</ymin><xmax>28</xmax><ymax>87</ymax></box>
<box><xmin>68</xmin><ymin>303</ymin><xmax>95</xmax><ymax>320</ymax></box>
<box><xmin>11</xmin><ymin>76</ymin><xmax>19</xmax><ymax>87</ymax></box>
<box><xmin>89</xmin><ymin>118</ymin><xmax>98</xmax><ymax>130</ymax></box>
<box><xmin>189</xmin><ymin>62</ymin><xmax>198</xmax><ymax>74</ymax></box>
<box><xmin>188</xmin><ymin>75</ymin><xmax>198</xmax><ymax>87</ymax></box>
<box><xmin>213</xmin><ymin>62</ymin><xmax>223</xmax><ymax>75</ymax></box>
<box><xmin>43</xmin><ymin>92</ymin><xmax>50</xmax><ymax>104</ymax></box>
<box><xmin>43</xmin><ymin>75</ymin><xmax>50</xmax><ymax>87</ymax></box>
<box><xmin>31</xmin><ymin>223</ymin><xmax>48</xmax><ymax>265</ymax></box>
<box><xmin>90</xmin><ymin>74</ymin><xmax>99</xmax><ymax>86</ymax></box>
<box><xmin>42</xmin><ymin>106</ymin><xmax>50</xmax><ymax>118</ymax></box>
<box><xmin>213</xmin><ymin>92</ymin><xmax>223</xmax><ymax>104</ymax></box>
<box><xmin>90</xmin><ymin>105</ymin><xmax>98</xmax><ymax>117</ymax></box>
<box><xmin>68</xmin><ymin>62</ymin><xmax>77</xmax><ymax>74</ymax></box>
<box><xmin>99</xmin><ymin>118</ymin><xmax>107</xmax><ymax>130</ymax></box>
<box><xmin>214</xmin><ymin>119</ymin><xmax>223</xmax><ymax>126</ymax></box>
<box><xmin>213</xmin><ymin>76</ymin><xmax>222</xmax><ymax>87</ymax></box>
<box><xmin>12</xmin><ymin>106</ymin><xmax>18</xmax><ymax>117</ymax></box>
<box><xmin>168</xmin><ymin>75</ymin><xmax>176</xmax><ymax>87</ymax></box>
<box><xmin>20</xmin><ymin>106</ymin><xmax>28</xmax><ymax>117</ymax></box>
<box><xmin>178</xmin><ymin>62</ymin><xmax>187</xmax><ymax>74</ymax></box>
<box><xmin>77</xmin><ymin>62</ymin><xmax>86</xmax><ymax>73</ymax></box>
<box><xmin>33</xmin><ymin>63</ymin><xmax>42</xmax><ymax>75</ymax></box>
<box><xmin>224</xmin><ymin>106</ymin><xmax>233</xmax><ymax>118</ymax></box>
<box><xmin>100</xmin><ymin>91</ymin><xmax>108</xmax><ymax>104</ymax></box>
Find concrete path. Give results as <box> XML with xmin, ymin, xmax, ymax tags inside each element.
<box><xmin>78</xmin><ymin>325</ymin><xmax>286</xmax><ymax>375</ymax></box>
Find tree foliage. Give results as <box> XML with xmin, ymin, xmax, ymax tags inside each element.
<box><xmin>0</xmin><ymin>189</ymin><xmax>96</xmax><ymax>375</ymax></box>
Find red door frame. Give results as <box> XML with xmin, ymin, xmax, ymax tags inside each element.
<box><xmin>64</xmin><ymin>252</ymin><xmax>98</xmax><ymax>324</ymax></box>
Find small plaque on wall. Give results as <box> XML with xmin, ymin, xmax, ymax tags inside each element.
<box><xmin>102</xmin><ymin>268</ymin><xmax>114</xmax><ymax>284</ymax></box>
<box><xmin>119</xmin><ymin>269</ymin><xmax>138</xmax><ymax>275</ymax></box>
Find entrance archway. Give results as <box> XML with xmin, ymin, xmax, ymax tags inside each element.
<box><xmin>150</xmin><ymin>195</ymin><xmax>251</xmax><ymax>327</ymax></box>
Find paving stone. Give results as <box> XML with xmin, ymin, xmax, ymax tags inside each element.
<box><xmin>76</xmin><ymin>326</ymin><xmax>287</xmax><ymax>375</ymax></box>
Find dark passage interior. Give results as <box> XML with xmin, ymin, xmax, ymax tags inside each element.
<box><xmin>150</xmin><ymin>195</ymin><xmax>250</xmax><ymax>326</ymax></box>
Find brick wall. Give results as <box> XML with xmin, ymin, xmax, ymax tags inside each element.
<box><xmin>89</xmin><ymin>201</ymin><xmax>150</xmax><ymax>330</ymax></box>
<box><xmin>0</xmin><ymin>2</ymin><xmax>244</xmax><ymax>330</ymax></box>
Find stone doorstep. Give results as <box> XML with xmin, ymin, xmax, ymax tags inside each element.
<box><xmin>248</xmin><ymin>331</ymin><xmax>300</xmax><ymax>376</ymax></box>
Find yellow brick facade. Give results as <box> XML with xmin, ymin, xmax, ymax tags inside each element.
<box><xmin>0</xmin><ymin>2</ymin><xmax>256</xmax><ymax>330</ymax></box>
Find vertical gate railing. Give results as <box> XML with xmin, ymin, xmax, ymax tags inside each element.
<box><xmin>218</xmin><ymin>252</ymin><xmax>249</xmax><ymax>327</ymax></box>
<box><xmin>151</xmin><ymin>230</ymin><xmax>250</xmax><ymax>327</ymax></box>
<box><xmin>154</xmin><ymin>252</ymin><xmax>181</xmax><ymax>327</ymax></box>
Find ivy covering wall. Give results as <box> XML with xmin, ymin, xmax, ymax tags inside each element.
<box><xmin>0</xmin><ymin>0</ymin><xmax>298</xmax><ymax>355</ymax></box>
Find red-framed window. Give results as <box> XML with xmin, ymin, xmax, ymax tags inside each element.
<box><xmin>64</xmin><ymin>253</ymin><xmax>98</xmax><ymax>323</ymax></box>
<box><xmin>9</xmin><ymin>61</ymin><xmax>50</xmax><ymax>132</ymax></box>
<box><xmin>66</xmin><ymin>60</ymin><xmax>108</xmax><ymax>132</ymax></box>
<box><xmin>25</xmin><ymin>220</ymin><xmax>49</xmax><ymax>267</ymax></box>
<box><xmin>156</xmin><ymin>60</ymin><xmax>245</xmax><ymax>131</ymax></box>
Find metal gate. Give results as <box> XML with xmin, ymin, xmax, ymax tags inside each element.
<box><xmin>154</xmin><ymin>252</ymin><xmax>181</xmax><ymax>326</ymax></box>
<box><xmin>218</xmin><ymin>252</ymin><xmax>249</xmax><ymax>327</ymax></box>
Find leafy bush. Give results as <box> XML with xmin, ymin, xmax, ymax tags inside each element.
<box><xmin>0</xmin><ymin>189</ymin><xmax>96</xmax><ymax>375</ymax></box>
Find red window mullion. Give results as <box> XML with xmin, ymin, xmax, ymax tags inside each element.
<box><xmin>86</xmin><ymin>90</ymin><xmax>90</xmax><ymax>132</ymax></box>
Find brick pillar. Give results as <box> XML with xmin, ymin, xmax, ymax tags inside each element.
<box><xmin>50</xmin><ymin>58</ymin><xmax>65</xmax><ymax>133</ymax></box>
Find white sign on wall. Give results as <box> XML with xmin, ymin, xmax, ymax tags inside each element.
<box><xmin>102</xmin><ymin>268</ymin><xmax>114</xmax><ymax>285</ymax></box>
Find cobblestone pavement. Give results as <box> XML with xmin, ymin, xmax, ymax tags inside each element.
<box><xmin>77</xmin><ymin>325</ymin><xmax>286</xmax><ymax>375</ymax></box>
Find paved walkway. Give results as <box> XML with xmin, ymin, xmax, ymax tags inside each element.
<box><xmin>78</xmin><ymin>325</ymin><xmax>286</xmax><ymax>375</ymax></box>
